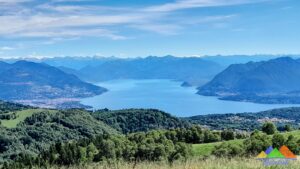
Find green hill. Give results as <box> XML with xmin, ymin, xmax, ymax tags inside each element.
<box><xmin>0</xmin><ymin>107</ymin><xmax>117</xmax><ymax>163</ymax></box>
<box><xmin>92</xmin><ymin>109</ymin><xmax>191</xmax><ymax>133</ymax></box>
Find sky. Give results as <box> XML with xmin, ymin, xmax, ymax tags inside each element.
<box><xmin>0</xmin><ymin>0</ymin><xmax>299</xmax><ymax>58</ymax></box>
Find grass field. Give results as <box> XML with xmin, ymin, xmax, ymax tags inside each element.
<box><xmin>192</xmin><ymin>139</ymin><xmax>244</xmax><ymax>157</ymax></box>
<box><xmin>192</xmin><ymin>130</ymin><xmax>300</xmax><ymax>157</ymax></box>
<box><xmin>0</xmin><ymin>109</ymin><xmax>57</xmax><ymax>128</ymax></box>
<box><xmin>51</xmin><ymin>157</ymin><xmax>300</xmax><ymax>169</ymax></box>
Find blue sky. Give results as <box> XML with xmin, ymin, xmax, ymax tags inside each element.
<box><xmin>0</xmin><ymin>0</ymin><xmax>299</xmax><ymax>58</ymax></box>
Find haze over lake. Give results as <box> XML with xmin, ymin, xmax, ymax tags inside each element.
<box><xmin>80</xmin><ymin>79</ymin><xmax>300</xmax><ymax>117</ymax></box>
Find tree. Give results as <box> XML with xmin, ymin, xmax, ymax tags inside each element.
<box><xmin>86</xmin><ymin>143</ymin><xmax>98</xmax><ymax>162</ymax></box>
<box><xmin>285</xmin><ymin>135</ymin><xmax>299</xmax><ymax>154</ymax></box>
<box><xmin>204</xmin><ymin>131</ymin><xmax>220</xmax><ymax>143</ymax></box>
<box><xmin>284</xmin><ymin>124</ymin><xmax>293</xmax><ymax>132</ymax></box>
<box><xmin>0</xmin><ymin>136</ymin><xmax>11</xmax><ymax>153</ymax></box>
<box><xmin>168</xmin><ymin>142</ymin><xmax>191</xmax><ymax>163</ymax></box>
<box><xmin>272</xmin><ymin>133</ymin><xmax>285</xmax><ymax>148</ymax></box>
<box><xmin>212</xmin><ymin>142</ymin><xmax>244</xmax><ymax>157</ymax></box>
<box><xmin>221</xmin><ymin>130</ymin><xmax>235</xmax><ymax>141</ymax></box>
<box><xmin>244</xmin><ymin>131</ymin><xmax>272</xmax><ymax>155</ymax></box>
<box><xmin>262</xmin><ymin>122</ymin><xmax>277</xmax><ymax>135</ymax></box>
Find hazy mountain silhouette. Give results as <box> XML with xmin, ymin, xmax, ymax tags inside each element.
<box><xmin>198</xmin><ymin>57</ymin><xmax>300</xmax><ymax>103</ymax></box>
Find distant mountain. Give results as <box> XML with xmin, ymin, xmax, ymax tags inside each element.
<box><xmin>198</xmin><ymin>57</ymin><xmax>300</xmax><ymax>104</ymax></box>
<box><xmin>57</xmin><ymin>66</ymin><xmax>82</xmax><ymax>76</ymax></box>
<box><xmin>202</xmin><ymin>55</ymin><xmax>300</xmax><ymax>67</ymax></box>
<box><xmin>41</xmin><ymin>56</ymin><xmax>118</xmax><ymax>69</ymax></box>
<box><xmin>1</xmin><ymin>56</ymin><xmax>118</xmax><ymax>70</ymax></box>
<box><xmin>0</xmin><ymin>61</ymin><xmax>11</xmax><ymax>72</ymax></box>
<box><xmin>78</xmin><ymin>56</ymin><xmax>224</xmax><ymax>86</ymax></box>
<box><xmin>0</xmin><ymin>61</ymin><xmax>106</xmax><ymax>107</ymax></box>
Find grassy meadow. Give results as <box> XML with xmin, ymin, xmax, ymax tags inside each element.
<box><xmin>0</xmin><ymin>109</ymin><xmax>57</xmax><ymax>128</ymax></box>
<box><xmin>192</xmin><ymin>130</ymin><xmax>300</xmax><ymax>157</ymax></box>
<box><xmin>192</xmin><ymin>139</ymin><xmax>244</xmax><ymax>157</ymax></box>
<box><xmin>51</xmin><ymin>157</ymin><xmax>300</xmax><ymax>169</ymax></box>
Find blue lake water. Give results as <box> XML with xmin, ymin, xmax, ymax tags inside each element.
<box><xmin>80</xmin><ymin>79</ymin><xmax>300</xmax><ymax>117</ymax></box>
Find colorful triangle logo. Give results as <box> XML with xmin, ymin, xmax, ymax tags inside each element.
<box><xmin>265</xmin><ymin>146</ymin><xmax>273</xmax><ymax>155</ymax></box>
<box><xmin>279</xmin><ymin>145</ymin><xmax>297</xmax><ymax>159</ymax></box>
<box><xmin>266</xmin><ymin>148</ymin><xmax>285</xmax><ymax>158</ymax></box>
<box><xmin>256</xmin><ymin>145</ymin><xmax>297</xmax><ymax>159</ymax></box>
<box><xmin>256</xmin><ymin>151</ymin><xmax>267</xmax><ymax>159</ymax></box>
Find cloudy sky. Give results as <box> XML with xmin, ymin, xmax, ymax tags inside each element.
<box><xmin>0</xmin><ymin>0</ymin><xmax>299</xmax><ymax>58</ymax></box>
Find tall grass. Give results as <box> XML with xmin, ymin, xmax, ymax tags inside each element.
<box><xmin>52</xmin><ymin>157</ymin><xmax>300</xmax><ymax>169</ymax></box>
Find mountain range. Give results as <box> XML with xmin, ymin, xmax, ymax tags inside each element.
<box><xmin>4</xmin><ymin>55</ymin><xmax>294</xmax><ymax>87</ymax></box>
<box><xmin>201</xmin><ymin>55</ymin><xmax>300</xmax><ymax>66</ymax></box>
<box><xmin>198</xmin><ymin>57</ymin><xmax>300</xmax><ymax>103</ymax></box>
<box><xmin>0</xmin><ymin>61</ymin><xmax>106</xmax><ymax>108</ymax></box>
<box><xmin>75</xmin><ymin>56</ymin><xmax>224</xmax><ymax>86</ymax></box>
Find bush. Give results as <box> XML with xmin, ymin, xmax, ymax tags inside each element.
<box><xmin>284</xmin><ymin>125</ymin><xmax>293</xmax><ymax>132</ymax></box>
<box><xmin>272</xmin><ymin>133</ymin><xmax>286</xmax><ymax>148</ymax></box>
<box><xmin>262</xmin><ymin>122</ymin><xmax>277</xmax><ymax>135</ymax></box>
<box><xmin>285</xmin><ymin>135</ymin><xmax>299</xmax><ymax>154</ymax></box>
<box><xmin>212</xmin><ymin>142</ymin><xmax>244</xmax><ymax>157</ymax></box>
<box><xmin>244</xmin><ymin>131</ymin><xmax>272</xmax><ymax>155</ymax></box>
<box><xmin>221</xmin><ymin>130</ymin><xmax>235</xmax><ymax>141</ymax></box>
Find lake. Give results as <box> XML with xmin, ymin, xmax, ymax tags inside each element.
<box><xmin>80</xmin><ymin>79</ymin><xmax>300</xmax><ymax>117</ymax></box>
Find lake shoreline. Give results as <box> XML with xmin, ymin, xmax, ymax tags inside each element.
<box><xmin>80</xmin><ymin>79</ymin><xmax>300</xmax><ymax>117</ymax></box>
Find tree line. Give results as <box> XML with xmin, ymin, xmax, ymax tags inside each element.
<box><xmin>4</xmin><ymin>131</ymin><xmax>191</xmax><ymax>168</ymax></box>
<box><xmin>212</xmin><ymin>122</ymin><xmax>300</xmax><ymax>157</ymax></box>
<box><xmin>2</xmin><ymin>126</ymin><xmax>247</xmax><ymax>168</ymax></box>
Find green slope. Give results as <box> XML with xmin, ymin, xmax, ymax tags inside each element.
<box><xmin>192</xmin><ymin>130</ymin><xmax>300</xmax><ymax>157</ymax></box>
<box><xmin>1</xmin><ymin>109</ymin><xmax>56</xmax><ymax>128</ymax></box>
<box><xmin>192</xmin><ymin>139</ymin><xmax>244</xmax><ymax>157</ymax></box>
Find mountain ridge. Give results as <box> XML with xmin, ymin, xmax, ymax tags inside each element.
<box><xmin>77</xmin><ymin>56</ymin><xmax>224</xmax><ymax>86</ymax></box>
<box><xmin>197</xmin><ymin>57</ymin><xmax>300</xmax><ymax>104</ymax></box>
<box><xmin>0</xmin><ymin>60</ymin><xmax>107</xmax><ymax>108</ymax></box>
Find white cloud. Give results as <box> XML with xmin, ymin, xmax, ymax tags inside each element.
<box><xmin>0</xmin><ymin>46</ymin><xmax>15</xmax><ymax>51</ymax></box>
<box><xmin>0</xmin><ymin>0</ymin><xmax>268</xmax><ymax>42</ymax></box>
<box><xmin>17</xmin><ymin>28</ymin><xmax>127</xmax><ymax>40</ymax></box>
<box><xmin>0</xmin><ymin>14</ymin><xmax>148</xmax><ymax>40</ymax></box>
<box><xmin>145</xmin><ymin>0</ymin><xmax>268</xmax><ymax>12</ymax></box>
<box><xmin>0</xmin><ymin>0</ymin><xmax>31</xmax><ymax>4</ymax></box>
<box><xmin>131</xmin><ymin>24</ymin><xmax>182</xmax><ymax>35</ymax></box>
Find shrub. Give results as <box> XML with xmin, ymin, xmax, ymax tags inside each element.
<box><xmin>212</xmin><ymin>142</ymin><xmax>244</xmax><ymax>157</ymax></box>
<box><xmin>262</xmin><ymin>122</ymin><xmax>277</xmax><ymax>135</ymax></box>
<box><xmin>272</xmin><ymin>133</ymin><xmax>286</xmax><ymax>148</ymax></box>
<box><xmin>244</xmin><ymin>131</ymin><xmax>271</xmax><ymax>155</ymax></box>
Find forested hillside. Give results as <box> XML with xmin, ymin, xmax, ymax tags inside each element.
<box><xmin>1</xmin><ymin>101</ymin><xmax>300</xmax><ymax>168</ymax></box>
<box><xmin>0</xmin><ymin>101</ymin><xmax>31</xmax><ymax>114</ymax></box>
<box><xmin>187</xmin><ymin>107</ymin><xmax>300</xmax><ymax>131</ymax></box>
<box><xmin>0</xmin><ymin>107</ymin><xmax>117</xmax><ymax>163</ymax></box>
<box><xmin>92</xmin><ymin>109</ymin><xmax>191</xmax><ymax>133</ymax></box>
<box><xmin>0</xmin><ymin>101</ymin><xmax>195</xmax><ymax>165</ymax></box>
